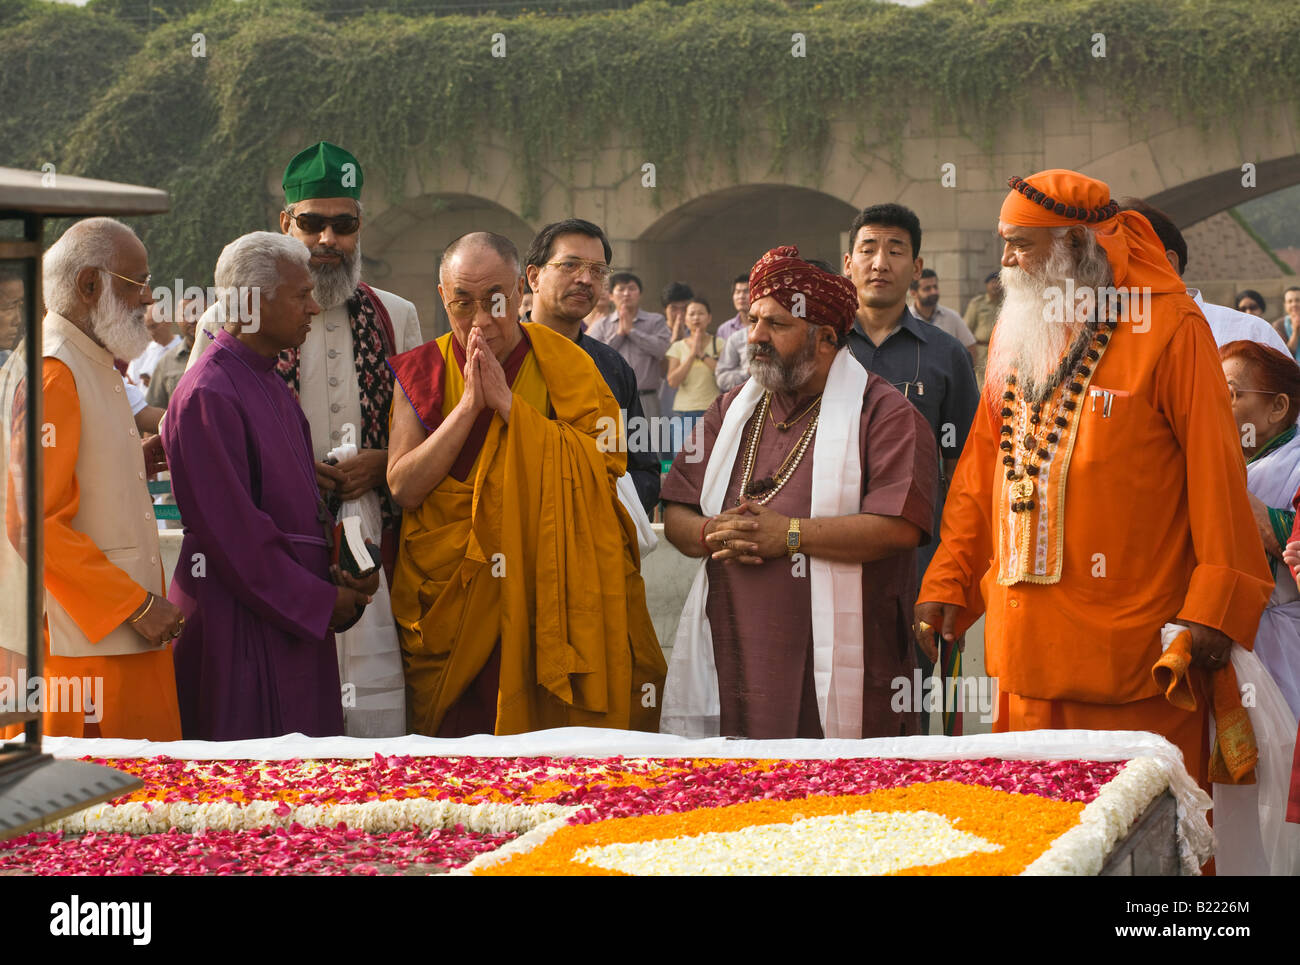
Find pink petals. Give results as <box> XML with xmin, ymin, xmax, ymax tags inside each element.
<box><xmin>82</xmin><ymin>754</ymin><xmax>1122</xmax><ymax>816</ymax></box>
<box><xmin>0</xmin><ymin>826</ymin><xmax>515</xmax><ymax>876</ymax></box>
<box><xmin>2</xmin><ymin>755</ymin><xmax>1125</xmax><ymax>875</ymax></box>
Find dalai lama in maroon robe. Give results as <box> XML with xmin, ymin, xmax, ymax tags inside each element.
<box><xmin>163</xmin><ymin>232</ymin><xmax>375</xmax><ymax>740</ymax></box>
<box><xmin>660</xmin><ymin>246</ymin><xmax>936</xmax><ymax>740</ymax></box>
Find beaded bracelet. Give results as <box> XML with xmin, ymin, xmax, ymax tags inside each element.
<box><xmin>699</xmin><ymin>514</ymin><xmax>714</xmax><ymax>551</ymax></box>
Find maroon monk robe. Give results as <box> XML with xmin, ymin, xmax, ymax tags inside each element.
<box><xmin>661</xmin><ymin>373</ymin><xmax>936</xmax><ymax>739</ymax></box>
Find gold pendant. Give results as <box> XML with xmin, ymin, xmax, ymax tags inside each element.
<box><xmin>1009</xmin><ymin>478</ymin><xmax>1034</xmax><ymax>501</ymax></box>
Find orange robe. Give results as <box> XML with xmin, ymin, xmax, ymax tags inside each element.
<box><xmin>388</xmin><ymin>323</ymin><xmax>666</xmax><ymax>736</ymax></box>
<box><xmin>920</xmin><ymin>293</ymin><xmax>1272</xmax><ymax>787</ymax></box>
<box><xmin>2</xmin><ymin>358</ymin><xmax>181</xmax><ymax>740</ymax></box>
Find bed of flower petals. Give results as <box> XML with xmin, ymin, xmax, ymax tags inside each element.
<box><xmin>0</xmin><ymin>825</ymin><xmax>515</xmax><ymax>876</ymax></box>
<box><xmin>82</xmin><ymin>754</ymin><xmax>1124</xmax><ymax>819</ymax></box>
<box><xmin>2</xmin><ymin>755</ymin><xmax>1130</xmax><ymax>875</ymax></box>
<box><xmin>472</xmin><ymin>781</ymin><xmax>1088</xmax><ymax>876</ymax></box>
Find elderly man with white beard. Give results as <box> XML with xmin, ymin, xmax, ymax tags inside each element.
<box><xmin>916</xmin><ymin>170</ymin><xmax>1272</xmax><ymax>792</ymax></box>
<box><xmin>0</xmin><ymin>217</ymin><xmax>183</xmax><ymax>740</ymax></box>
<box><xmin>185</xmin><ymin>141</ymin><xmax>421</xmax><ymax>737</ymax></box>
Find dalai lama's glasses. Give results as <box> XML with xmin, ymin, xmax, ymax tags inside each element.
<box><xmin>285</xmin><ymin>212</ymin><xmax>361</xmax><ymax>235</ymax></box>
<box><xmin>445</xmin><ymin>288</ymin><xmax>518</xmax><ymax>320</ymax></box>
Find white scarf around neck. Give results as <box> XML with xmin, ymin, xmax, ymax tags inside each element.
<box><xmin>660</xmin><ymin>348</ymin><xmax>868</xmax><ymax>738</ymax></box>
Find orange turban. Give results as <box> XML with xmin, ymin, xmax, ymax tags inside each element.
<box><xmin>749</xmin><ymin>245</ymin><xmax>859</xmax><ymax>337</ymax></box>
<box><xmin>1000</xmin><ymin>169</ymin><xmax>1184</xmax><ymax>295</ymax></box>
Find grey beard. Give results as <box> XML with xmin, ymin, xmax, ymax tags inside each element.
<box><xmin>92</xmin><ymin>286</ymin><xmax>150</xmax><ymax>361</ymax></box>
<box><xmin>747</xmin><ymin>328</ymin><xmax>819</xmax><ymax>394</ymax></box>
<box><xmin>311</xmin><ymin>242</ymin><xmax>363</xmax><ymax>310</ymax></box>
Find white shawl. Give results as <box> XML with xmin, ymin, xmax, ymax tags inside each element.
<box><xmin>660</xmin><ymin>348</ymin><xmax>868</xmax><ymax>738</ymax></box>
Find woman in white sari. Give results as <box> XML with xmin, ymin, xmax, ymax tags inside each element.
<box><xmin>1223</xmin><ymin>340</ymin><xmax>1300</xmax><ymax>718</ymax></box>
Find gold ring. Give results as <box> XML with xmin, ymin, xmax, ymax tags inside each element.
<box><xmin>918</xmin><ymin>620</ymin><xmax>933</xmax><ymax>634</ymax></box>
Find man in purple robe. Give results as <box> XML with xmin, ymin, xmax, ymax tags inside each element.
<box><xmin>162</xmin><ymin>232</ymin><xmax>374</xmax><ymax>739</ymax></box>
<box><xmin>660</xmin><ymin>246</ymin><xmax>936</xmax><ymax>740</ymax></box>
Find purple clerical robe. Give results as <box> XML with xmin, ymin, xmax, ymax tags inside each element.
<box><xmin>163</xmin><ymin>329</ymin><xmax>343</xmax><ymax>739</ymax></box>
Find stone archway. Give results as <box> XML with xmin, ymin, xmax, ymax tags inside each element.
<box><xmin>630</xmin><ymin>183</ymin><xmax>859</xmax><ymax>326</ymax></box>
<box><xmin>362</xmin><ymin>193</ymin><xmax>535</xmax><ymax>340</ymax></box>
<box><xmin>1131</xmin><ymin>159</ymin><xmax>1300</xmax><ymax>306</ymax></box>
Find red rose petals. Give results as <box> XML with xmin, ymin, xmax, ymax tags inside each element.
<box><xmin>82</xmin><ymin>755</ymin><xmax>1122</xmax><ymax>816</ymax></box>
<box><xmin>0</xmin><ymin>827</ymin><xmax>515</xmax><ymax>876</ymax></box>
<box><xmin>3</xmin><ymin>755</ymin><xmax>1125</xmax><ymax>875</ymax></box>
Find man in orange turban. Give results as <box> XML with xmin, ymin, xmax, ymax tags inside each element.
<box><xmin>917</xmin><ymin>170</ymin><xmax>1272</xmax><ymax>789</ymax></box>
<box><xmin>661</xmin><ymin>246</ymin><xmax>937</xmax><ymax>739</ymax></box>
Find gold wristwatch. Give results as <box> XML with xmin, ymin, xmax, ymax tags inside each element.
<box><xmin>786</xmin><ymin>517</ymin><xmax>802</xmax><ymax>556</ymax></box>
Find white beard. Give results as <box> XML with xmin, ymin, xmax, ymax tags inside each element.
<box><xmin>985</xmin><ymin>240</ymin><xmax>1103</xmax><ymax>401</ymax></box>
<box><xmin>310</xmin><ymin>241</ymin><xmax>363</xmax><ymax>311</ymax></box>
<box><xmin>92</xmin><ymin>286</ymin><xmax>150</xmax><ymax>361</ymax></box>
<box><xmin>747</xmin><ymin>326</ymin><xmax>820</xmax><ymax>394</ymax></box>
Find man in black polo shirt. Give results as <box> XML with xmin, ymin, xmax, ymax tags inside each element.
<box><xmin>524</xmin><ymin>218</ymin><xmax>660</xmax><ymax>514</ymax></box>
<box><xmin>843</xmin><ymin>204</ymin><xmax>979</xmax><ymax>719</ymax></box>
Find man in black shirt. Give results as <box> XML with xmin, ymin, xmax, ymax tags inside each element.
<box><xmin>524</xmin><ymin>219</ymin><xmax>660</xmax><ymax>514</ymax></box>
<box><xmin>843</xmin><ymin>204</ymin><xmax>979</xmax><ymax>719</ymax></box>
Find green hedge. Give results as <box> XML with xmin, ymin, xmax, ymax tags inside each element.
<box><xmin>3</xmin><ymin>0</ymin><xmax>1296</xmax><ymax>284</ymax></box>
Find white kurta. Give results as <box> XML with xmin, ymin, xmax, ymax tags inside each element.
<box><xmin>185</xmin><ymin>286</ymin><xmax>422</xmax><ymax>737</ymax></box>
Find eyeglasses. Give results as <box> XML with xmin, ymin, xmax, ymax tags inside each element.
<box><xmin>96</xmin><ymin>267</ymin><xmax>152</xmax><ymax>294</ymax></box>
<box><xmin>445</xmin><ymin>289</ymin><xmax>517</xmax><ymax>320</ymax></box>
<box><xmin>1226</xmin><ymin>384</ymin><xmax>1277</xmax><ymax>403</ymax></box>
<box><xmin>285</xmin><ymin>211</ymin><xmax>361</xmax><ymax>236</ymax></box>
<box><xmin>545</xmin><ymin>259</ymin><xmax>613</xmax><ymax>281</ymax></box>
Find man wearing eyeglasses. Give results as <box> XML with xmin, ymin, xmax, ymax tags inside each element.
<box><xmin>522</xmin><ymin>218</ymin><xmax>660</xmax><ymax>516</ymax></box>
<box><xmin>185</xmin><ymin>141</ymin><xmax>421</xmax><ymax>738</ymax></box>
<box><xmin>385</xmin><ymin>232</ymin><xmax>666</xmax><ymax>737</ymax></box>
<box><xmin>0</xmin><ymin>217</ymin><xmax>182</xmax><ymax>740</ymax></box>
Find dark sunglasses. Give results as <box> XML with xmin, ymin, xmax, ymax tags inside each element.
<box><xmin>286</xmin><ymin>211</ymin><xmax>360</xmax><ymax>235</ymax></box>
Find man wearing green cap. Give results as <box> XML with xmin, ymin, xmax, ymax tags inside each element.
<box><xmin>187</xmin><ymin>141</ymin><xmax>422</xmax><ymax>738</ymax></box>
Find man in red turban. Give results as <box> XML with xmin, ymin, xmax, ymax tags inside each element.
<box><xmin>917</xmin><ymin>170</ymin><xmax>1272</xmax><ymax>789</ymax></box>
<box><xmin>660</xmin><ymin>246</ymin><xmax>937</xmax><ymax>739</ymax></box>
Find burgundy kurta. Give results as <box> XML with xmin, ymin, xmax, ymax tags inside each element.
<box><xmin>661</xmin><ymin>372</ymin><xmax>936</xmax><ymax>739</ymax></box>
<box><xmin>163</xmin><ymin>330</ymin><xmax>343</xmax><ymax>740</ymax></box>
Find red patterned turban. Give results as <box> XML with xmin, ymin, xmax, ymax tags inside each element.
<box><xmin>748</xmin><ymin>245</ymin><xmax>859</xmax><ymax>337</ymax></box>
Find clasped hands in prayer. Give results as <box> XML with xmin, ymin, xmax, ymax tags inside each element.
<box><xmin>702</xmin><ymin>501</ymin><xmax>790</xmax><ymax>565</ymax></box>
<box><xmin>313</xmin><ymin>325</ymin><xmax>516</xmax><ymax>501</ymax></box>
<box><xmin>457</xmin><ymin>326</ymin><xmax>513</xmax><ymax>424</ymax></box>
